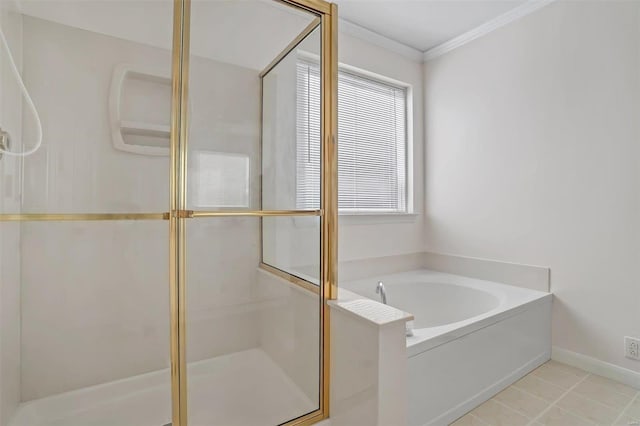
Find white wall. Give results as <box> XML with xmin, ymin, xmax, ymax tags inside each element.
<box><xmin>338</xmin><ymin>29</ymin><xmax>425</xmax><ymax>263</ymax></box>
<box><xmin>0</xmin><ymin>1</ymin><xmax>22</xmax><ymax>423</ymax></box>
<box><xmin>424</xmin><ymin>1</ymin><xmax>640</xmax><ymax>371</ymax></box>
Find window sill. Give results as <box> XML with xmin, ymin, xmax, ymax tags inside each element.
<box><xmin>291</xmin><ymin>212</ymin><xmax>420</xmax><ymax>227</ymax></box>
<box><xmin>338</xmin><ymin>212</ymin><xmax>420</xmax><ymax>224</ymax></box>
<box><xmin>339</xmin><ymin>211</ymin><xmax>417</xmax><ymax>217</ymax></box>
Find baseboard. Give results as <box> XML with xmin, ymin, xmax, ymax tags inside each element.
<box><xmin>427</xmin><ymin>351</ymin><xmax>550</xmax><ymax>426</ymax></box>
<box><xmin>552</xmin><ymin>346</ymin><xmax>640</xmax><ymax>389</ymax></box>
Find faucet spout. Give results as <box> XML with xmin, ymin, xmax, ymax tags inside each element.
<box><xmin>375</xmin><ymin>281</ymin><xmax>387</xmax><ymax>304</ymax></box>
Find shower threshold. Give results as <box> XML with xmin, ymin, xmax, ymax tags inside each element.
<box><xmin>10</xmin><ymin>348</ymin><xmax>315</xmax><ymax>426</ymax></box>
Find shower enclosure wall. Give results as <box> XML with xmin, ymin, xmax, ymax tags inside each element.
<box><xmin>0</xmin><ymin>1</ymin><xmax>337</xmax><ymax>425</ymax></box>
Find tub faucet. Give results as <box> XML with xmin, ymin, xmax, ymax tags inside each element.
<box><xmin>375</xmin><ymin>281</ymin><xmax>387</xmax><ymax>304</ymax></box>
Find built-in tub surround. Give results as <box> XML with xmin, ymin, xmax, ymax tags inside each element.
<box><xmin>343</xmin><ymin>269</ymin><xmax>552</xmax><ymax>425</ymax></box>
<box><xmin>329</xmin><ymin>290</ymin><xmax>413</xmax><ymax>426</ymax></box>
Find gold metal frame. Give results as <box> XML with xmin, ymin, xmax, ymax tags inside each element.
<box><xmin>258</xmin><ymin>2</ymin><xmax>338</xmax><ymax>425</ymax></box>
<box><xmin>0</xmin><ymin>0</ymin><xmax>337</xmax><ymax>424</ymax></box>
<box><xmin>259</xmin><ymin>17</ymin><xmax>321</xmax><ymax>78</ymax></box>
<box><xmin>191</xmin><ymin>209</ymin><xmax>321</xmax><ymax>218</ymax></box>
<box><xmin>170</xmin><ymin>0</ymin><xmax>190</xmax><ymax>425</ymax></box>
<box><xmin>0</xmin><ymin>213</ymin><xmax>169</xmax><ymax>221</ymax></box>
<box><xmin>259</xmin><ymin>262</ymin><xmax>321</xmax><ymax>295</ymax></box>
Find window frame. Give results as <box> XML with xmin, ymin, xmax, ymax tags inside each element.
<box><xmin>296</xmin><ymin>52</ymin><xmax>414</xmax><ymax>216</ymax></box>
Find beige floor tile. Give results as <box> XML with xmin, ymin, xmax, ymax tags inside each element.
<box><xmin>471</xmin><ymin>399</ymin><xmax>529</xmax><ymax>426</ymax></box>
<box><xmin>624</xmin><ymin>396</ymin><xmax>640</xmax><ymax>420</ymax></box>
<box><xmin>537</xmin><ymin>405</ymin><xmax>595</xmax><ymax>426</ymax></box>
<box><xmin>614</xmin><ymin>416</ymin><xmax>640</xmax><ymax>425</ymax></box>
<box><xmin>450</xmin><ymin>413</ymin><xmax>490</xmax><ymax>426</ymax></box>
<box><xmin>493</xmin><ymin>386</ymin><xmax>550</xmax><ymax>418</ymax></box>
<box><xmin>533</xmin><ymin>364</ymin><xmax>585</xmax><ymax>389</ymax></box>
<box><xmin>512</xmin><ymin>374</ymin><xmax>565</xmax><ymax>402</ymax></box>
<box><xmin>586</xmin><ymin>375</ymin><xmax>638</xmax><ymax>397</ymax></box>
<box><xmin>544</xmin><ymin>361</ymin><xmax>589</xmax><ymax>378</ymax></box>
<box><xmin>573</xmin><ymin>376</ymin><xmax>635</xmax><ymax>409</ymax></box>
<box><xmin>556</xmin><ymin>391</ymin><xmax>621</xmax><ymax>424</ymax></box>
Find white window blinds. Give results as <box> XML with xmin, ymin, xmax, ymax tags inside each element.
<box><xmin>296</xmin><ymin>60</ymin><xmax>408</xmax><ymax>213</ymax></box>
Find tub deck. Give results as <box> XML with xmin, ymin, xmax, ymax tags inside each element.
<box><xmin>343</xmin><ymin>269</ymin><xmax>552</xmax><ymax>426</ymax></box>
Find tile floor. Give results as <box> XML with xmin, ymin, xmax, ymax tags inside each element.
<box><xmin>451</xmin><ymin>360</ymin><xmax>640</xmax><ymax>426</ymax></box>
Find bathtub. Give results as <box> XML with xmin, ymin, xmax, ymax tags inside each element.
<box><xmin>342</xmin><ymin>269</ymin><xmax>552</xmax><ymax>426</ymax></box>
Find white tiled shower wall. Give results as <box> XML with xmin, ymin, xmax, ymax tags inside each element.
<box><xmin>18</xmin><ymin>17</ymin><xmax>263</xmax><ymax>400</ymax></box>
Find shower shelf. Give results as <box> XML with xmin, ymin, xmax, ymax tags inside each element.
<box><xmin>120</xmin><ymin>121</ymin><xmax>170</xmax><ymax>138</ymax></box>
<box><xmin>109</xmin><ymin>63</ymin><xmax>171</xmax><ymax>156</ymax></box>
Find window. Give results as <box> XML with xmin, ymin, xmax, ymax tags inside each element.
<box><xmin>296</xmin><ymin>60</ymin><xmax>410</xmax><ymax>213</ymax></box>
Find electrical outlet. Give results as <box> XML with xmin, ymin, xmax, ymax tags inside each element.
<box><xmin>625</xmin><ymin>336</ymin><xmax>640</xmax><ymax>360</ymax></box>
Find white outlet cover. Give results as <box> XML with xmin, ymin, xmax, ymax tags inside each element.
<box><xmin>624</xmin><ymin>336</ymin><xmax>640</xmax><ymax>360</ymax></box>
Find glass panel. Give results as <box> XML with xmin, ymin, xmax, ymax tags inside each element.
<box><xmin>186</xmin><ymin>1</ymin><xmax>322</xmax><ymax>424</ymax></box>
<box><xmin>5</xmin><ymin>221</ymin><xmax>171</xmax><ymax>426</ymax></box>
<box><xmin>186</xmin><ymin>217</ymin><xmax>320</xmax><ymax>425</ymax></box>
<box><xmin>261</xmin><ymin>27</ymin><xmax>321</xmax><ymax>212</ymax></box>
<box><xmin>1</xmin><ymin>1</ymin><xmax>173</xmax><ymax>214</ymax></box>
<box><xmin>0</xmin><ymin>1</ymin><xmax>173</xmax><ymax>425</ymax></box>
<box><xmin>262</xmin><ymin>216</ymin><xmax>321</xmax><ymax>284</ymax></box>
<box><xmin>261</xmin><ymin>23</ymin><xmax>321</xmax><ymax>282</ymax></box>
<box><xmin>186</xmin><ymin>0</ymin><xmax>320</xmax><ymax>212</ymax></box>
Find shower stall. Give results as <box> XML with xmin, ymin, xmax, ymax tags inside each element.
<box><xmin>0</xmin><ymin>0</ymin><xmax>337</xmax><ymax>425</ymax></box>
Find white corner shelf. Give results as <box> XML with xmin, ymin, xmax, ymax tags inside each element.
<box><xmin>109</xmin><ymin>63</ymin><xmax>171</xmax><ymax>156</ymax></box>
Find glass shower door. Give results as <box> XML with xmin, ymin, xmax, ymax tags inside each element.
<box><xmin>0</xmin><ymin>0</ymin><xmax>336</xmax><ymax>424</ymax></box>
<box><xmin>0</xmin><ymin>1</ymin><xmax>176</xmax><ymax>425</ymax></box>
<box><xmin>181</xmin><ymin>1</ymin><xmax>333</xmax><ymax>424</ymax></box>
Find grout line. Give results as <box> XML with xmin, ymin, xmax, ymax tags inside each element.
<box><xmin>450</xmin><ymin>412</ymin><xmax>492</xmax><ymax>426</ymax></box>
<box><xmin>537</xmin><ymin>360</ymin><xmax>588</xmax><ymax>378</ymax></box>
<box><xmin>468</xmin><ymin>413</ymin><xmax>492</xmax><ymax>426</ymax></box>
<box><xmin>526</xmin><ymin>373</ymin><xmax>593</xmax><ymax>426</ymax></box>
<box><xmin>566</xmin><ymin>374</ymin><xmax>639</xmax><ymax>412</ymax></box>
<box><xmin>612</xmin><ymin>391</ymin><xmax>640</xmax><ymax>425</ymax></box>
<box><xmin>524</xmin><ymin>368</ymin><xmax>638</xmax><ymax>415</ymax></box>
<box><xmin>459</xmin><ymin>361</ymin><xmax>637</xmax><ymax>426</ymax></box>
<box><xmin>531</xmin><ymin>366</ymin><xmax>587</xmax><ymax>383</ymax></box>
<box><xmin>518</xmin><ymin>367</ymin><xmax>633</xmax><ymax>410</ymax></box>
<box><xmin>525</xmin><ymin>370</ymin><xmax>577</xmax><ymax>390</ymax></box>
<box><xmin>509</xmin><ymin>384</ymin><xmax>552</xmax><ymax>406</ymax></box>
<box><xmin>491</xmin><ymin>398</ymin><xmax>539</xmax><ymax>420</ymax></box>
<box><xmin>556</xmin><ymin>391</ymin><xmax>627</xmax><ymax>425</ymax></box>
<box><xmin>567</xmin><ymin>385</ymin><xmax>637</xmax><ymax>417</ymax></box>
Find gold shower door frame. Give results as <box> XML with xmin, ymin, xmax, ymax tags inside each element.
<box><xmin>169</xmin><ymin>1</ymin><xmax>338</xmax><ymax>425</ymax></box>
<box><xmin>0</xmin><ymin>0</ymin><xmax>337</xmax><ymax>424</ymax></box>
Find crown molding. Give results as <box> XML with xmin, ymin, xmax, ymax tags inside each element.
<box><xmin>423</xmin><ymin>0</ymin><xmax>556</xmax><ymax>62</ymax></box>
<box><xmin>338</xmin><ymin>18</ymin><xmax>424</xmax><ymax>63</ymax></box>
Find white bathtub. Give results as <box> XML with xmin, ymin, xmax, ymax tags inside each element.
<box><xmin>342</xmin><ymin>269</ymin><xmax>552</xmax><ymax>425</ymax></box>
